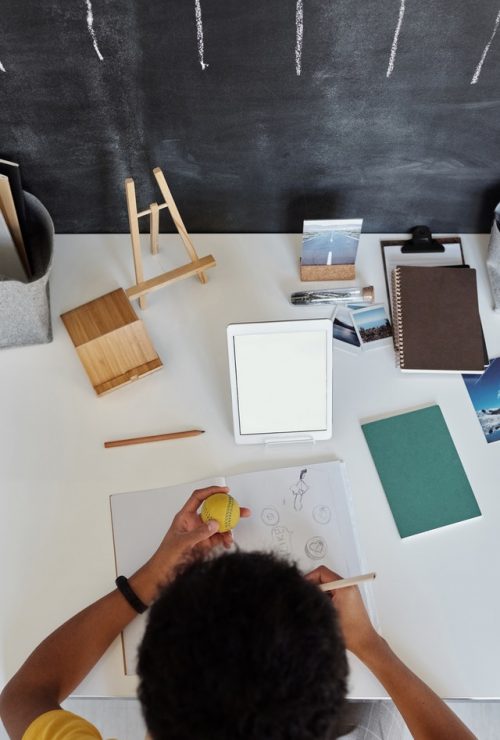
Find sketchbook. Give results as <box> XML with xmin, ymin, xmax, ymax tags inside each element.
<box><xmin>110</xmin><ymin>461</ymin><xmax>375</xmax><ymax>675</ymax></box>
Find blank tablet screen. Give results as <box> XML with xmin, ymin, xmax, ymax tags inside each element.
<box><xmin>233</xmin><ymin>330</ymin><xmax>328</xmax><ymax>435</ymax></box>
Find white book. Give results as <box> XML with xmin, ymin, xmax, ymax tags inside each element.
<box><xmin>110</xmin><ymin>461</ymin><xmax>376</xmax><ymax>675</ymax></box>
<box><xmin>0</xmin><ymin>208</ymin><xmax>27</xmax><ymax>281</ymax></box>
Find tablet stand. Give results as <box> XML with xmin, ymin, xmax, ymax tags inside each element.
<box><xmin>264</xmin><ymin>435</ymin><xmax>316</xmax><ymax>448</ymax></box>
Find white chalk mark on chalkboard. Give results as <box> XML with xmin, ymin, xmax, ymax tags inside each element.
<box><xmin>295</xmin><ymin>0</ymin><xmax>304</xmax><ymax>76</ymax></box>
<box><xmin>471</xmin><ymin>8</ymin><xmax>500</xmax><ymax>85</ymax></box>
<box><xmin>386</xmin><ymin>0</ymin><xmax>405</xmax><ymax>78</ymax></box>
<box><xmin>195</xmin><ymin>0</ymin><xmax>208</xmax><ymax>70</ymax></box>
<box><xmin>0</xmin><ymin>61</ymin><xmax>5</xmax><ymax>73</ymax></box>
<box><xmin>85</xmin><ymin>0</ymin><xmax>104</xmax><ymax>61</ymax></box>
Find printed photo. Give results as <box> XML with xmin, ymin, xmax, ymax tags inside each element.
<box><xmin>332</xmin><ymin>304</ymin><xmax>371</xmax><ymax>353</ymax></box>
<box><xmin>462</xmin><ymin>357</ymin><xmax>500</xmax><ymax>443</ymax></box>
<box><xmin>351</xmin><ymin>304</ymin><xmax>392</xmax><ymax>349</ymax></box>
<box><xmin>302</xmin><ymin>219</ymin><xmax>362</xmax><ymax>266</ymax></box>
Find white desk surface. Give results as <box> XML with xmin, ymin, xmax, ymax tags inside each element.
<box><xmin>1</xmin><ymin>233</ymin><xmax>499</xmax><ymax>700</ymax></box>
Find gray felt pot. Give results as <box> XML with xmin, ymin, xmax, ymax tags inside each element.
<box><xmin>0</xmin><ymin>192</ymin><xmax>54</xmax><ymax>348</ymax></box>
<box><xmin>487</xmin><ymin>203</ymin><xmax>500</xmax><ymax>314</ymax></box>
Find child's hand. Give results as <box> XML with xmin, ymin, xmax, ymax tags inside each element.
<box><xmin>147</xmin><ymin>486</ymin><xmax>251</xmax><ymax>588</ymax></box>
<box><xmin>306</xmin><ymin>566</ymin><xmax>381</xmax><ymax>661</ymax></box>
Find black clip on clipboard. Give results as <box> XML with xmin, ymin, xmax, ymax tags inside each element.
<box><xmin>400</xmin><ymin>225</ymin><xmax>445</xmax><ymax>253</ymax></box>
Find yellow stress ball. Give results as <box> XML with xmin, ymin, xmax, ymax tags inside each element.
<box><xmin>200</xmin><ymin>493</ymin><xmax>240</xmax><ymax>533</ymax></box>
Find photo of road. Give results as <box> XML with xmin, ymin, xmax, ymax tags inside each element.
<box><xmin>302</xmin><ymin>219</ymin><xmax>362</xmax><ymax>265</ymax></box>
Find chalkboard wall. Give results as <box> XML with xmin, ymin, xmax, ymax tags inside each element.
<box><xmin>1</xmin><ymin>1</ymin><xmax>500</xmax><ymax>233</ymax></box>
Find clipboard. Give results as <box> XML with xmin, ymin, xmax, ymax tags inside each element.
<box><xmin>381</xmin><ymin>226</ymin><xmax>465</xmax><ymax>318</ymax></box>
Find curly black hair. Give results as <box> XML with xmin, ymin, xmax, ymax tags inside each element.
<box><xmin>138</xmin><ymin>551</ymin><xmax>348</xmax><ymax>740</ymax></box>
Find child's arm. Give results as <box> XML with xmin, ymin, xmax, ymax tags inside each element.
<box><xmin>0</xmin><ymin>562</ymin><xmax>161</xmax><ymax>740</ymax></box>
<box><xmin>306</xmin><ymin>566</ymin><xmax>476</xmax><ymax>740</ymax></box>
<box><xmin>0</xmin><ymin>485</ymin><xmax>249</xmax><ymax>740</ymax></box>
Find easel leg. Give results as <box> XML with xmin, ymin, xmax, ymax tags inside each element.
<box><xmin>150</xmin><ymin>202</ymin><xmax>160</xmax><ymax>255</ymax></box>
<box><xmin>153</xmin><ymin>167</ymin><xmax>208</xmax><ymax>284</ymax></box>
<box><xmin>125</xmin><ymin>178</ymin><xmax>147</xmax><ymax>309</ymax></box>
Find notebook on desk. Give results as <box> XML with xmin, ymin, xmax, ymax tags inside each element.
<box><xmin>381</xmin><ymin>237</ymin><xmax>465</xmax><ymax>315</ymax></box>
<box><xmin>361</xmin><ymin>405</ymin><xmax>482</xmax><ymax>538</ymax></box>
<box><xmin>391</xmin><ymin>265</ymin><xmax>487</xmax><ymax>373</ymax></box>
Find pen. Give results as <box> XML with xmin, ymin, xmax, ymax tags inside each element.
<box><xmin>291</xmin><ymin>286</ymin><xmax>374</xmax><ymax>305</ymax></box>
<box><xmin>319</xmin><ymin>572</ymin><xmax>376</xmax><ymax>592</ymax></box>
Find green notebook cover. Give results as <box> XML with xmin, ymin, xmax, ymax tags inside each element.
<box><xmin>361</xmin><ymin>405</ymin><xmax>481</xmax><ymax>538</ymax></box>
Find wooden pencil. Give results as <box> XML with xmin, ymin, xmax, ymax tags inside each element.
<box><xmin>319</xmin><ymin>572</ymin><xmax>376</xmax><ymax>592</ymax></box>
<box><xmin>104</xmin><ymin>429</ymin><xmax>205</xmax><ymax>448</ymax></box>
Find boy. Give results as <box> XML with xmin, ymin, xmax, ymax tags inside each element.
<box><xmin>0</xmin><ymin>486</ymin><xmax>475</xmax><ymax>739</ymax></box>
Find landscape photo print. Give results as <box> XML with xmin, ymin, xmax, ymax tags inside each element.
<box><xmin>351</xmin><ymin>304</ymin><xmax>393</xmax><ymax>349</ymax></box>
<box><xmin>462</xmin><ymin>358</ymin><xmax>500</xmax><ymax>443</ymax></box>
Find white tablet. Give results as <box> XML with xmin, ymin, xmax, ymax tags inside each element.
<box><xmin>227</xmin><ymin>319</ymin><xmax>333</xmax><ymax>445</ymax></box>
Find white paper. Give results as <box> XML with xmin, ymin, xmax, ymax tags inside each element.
<box><xmin>110</xmin><ymin>477</ymin><xmax>225</xmax><ymax>674</ymax></box>
<box><xmin>110</xmin><ymin>462</ymin><xmax>375</xmax><ymax>675</ymax></box>
<box><xmin>230</xmin><ymin>462</ymin><xmax>363</xmax><ymax>574</ymax></box>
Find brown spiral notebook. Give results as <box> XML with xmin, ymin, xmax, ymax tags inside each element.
<box><xmin>391</xmin><ymin>266</ymin><xmax>487</xmax><ymax>373</ymax></box>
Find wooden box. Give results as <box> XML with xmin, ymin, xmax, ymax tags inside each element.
<box><xmin>61</xmin><ymin>288</ymin><xmax>163</xmax><ymax>395</ymax></box>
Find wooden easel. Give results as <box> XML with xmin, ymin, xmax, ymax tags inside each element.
<box><xmin>124</xmin><ymin>167</ymin><xmax>216</xmax><ymax>309</ymax></box>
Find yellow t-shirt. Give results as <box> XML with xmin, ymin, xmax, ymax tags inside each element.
<box><xmin>22</xmin><ymin>710</ymin><xmax>103</xmax><ymax>739</ymax></box>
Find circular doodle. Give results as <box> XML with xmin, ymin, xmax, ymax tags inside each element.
<box><xmin>305</xmin><ymin>536</ymin><xmax>328</xmax><ymax>560</ymax></box>
<box><xmin>261</xmin><ymin>507</ymin><xmax>280</xmax><ymax>526</ymax></box>
<box><xmin>312</xmin><ymin>505</ymin><xmax>331</xmax><ymax>525</ymax></box>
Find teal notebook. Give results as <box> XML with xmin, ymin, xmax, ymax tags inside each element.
<box><xmin>361</xmin><ymin>405</ymin><xmax>481</xmax><ymax>538</ymax></box>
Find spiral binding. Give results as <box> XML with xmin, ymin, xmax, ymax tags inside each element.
<box><xmin>392</xmin><ymin>267</ymin><xmax>405</xmax><ymax>368</ymax></box>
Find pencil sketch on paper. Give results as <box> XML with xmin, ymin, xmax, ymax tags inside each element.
<box><xmin>471</xmin><ymin>7</ymin><xmax>500</xmax><ymax>84</ymax></box>
<box><xmin>261</xmin><ymin>507</ymin><xmax>280</xmax><ymax>526</ymax></box>
<box><xmin>295</xmin><ymin>0</ymin><xmax>304</xmax><ymax>76</ymax></box>
<box><xmin>290</xmin><ymin>468</ymin><xmax>309</xmax><ymax>511</ymax></box>
<box><xmin>305</xmin><ymin>535</ymin><xmax>327</xmax><ymax>560</ymax></box>
<box><xmin>195</xmin><ymin>0</ymin><xmax>209</xmax><ymax>70</ymax></box>
<box><xmin>271</xmin><ymin>525</ymin><xmax>292</xmax><ymax>555</ymax></box>
<box><xmin>85</xmin><ymin>0</ymin><xmax>104</xmax><ymax>61</ymax></box>
<box><xmin>386</xmin><ymin>0</ymin><xmax>405</xmax><ymax>78</ymax></box>
<box><xmin>312</xmin><ymin>505</ymin><xmax>331</xmax><ymax>525</ymax></box>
